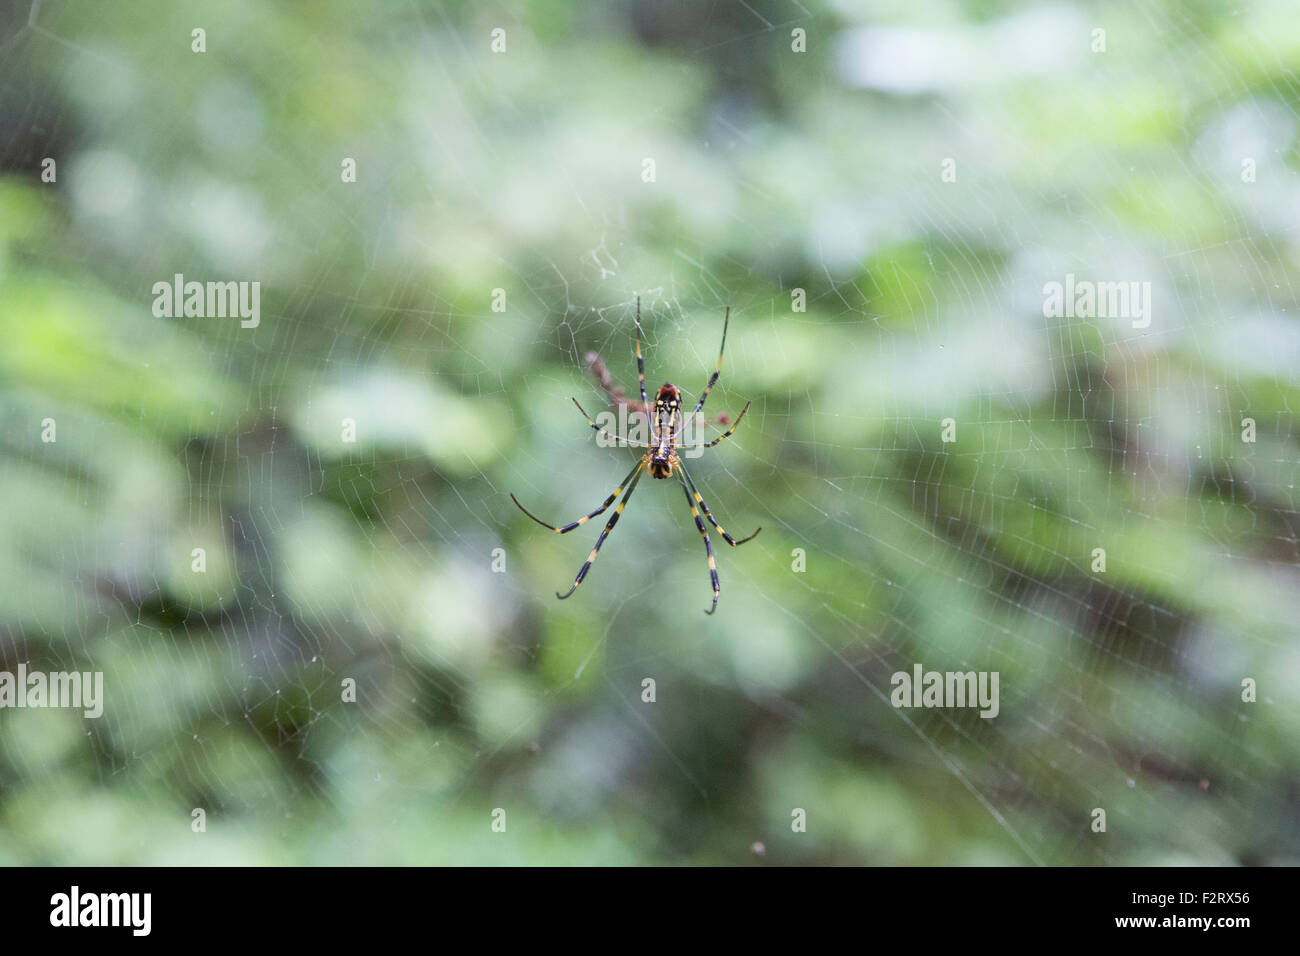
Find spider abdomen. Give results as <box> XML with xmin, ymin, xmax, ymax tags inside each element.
<box><xmin>648</xmin><ymin>382</ymin><xmax>682</xmax><ymax>478</ymax></box>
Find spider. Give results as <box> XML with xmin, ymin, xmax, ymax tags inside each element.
<box><xmin>510</xmin><ymin>299</ymin><xmax>760</xmax><ymax>614</ymax></box>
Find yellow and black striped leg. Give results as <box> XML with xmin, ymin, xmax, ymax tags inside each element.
<box><xmin>572</xmin><ymin>398</ymin><xmax>649</xmax><ymax>448</ymax></box>
<box><xmin>684</xmin><ymin>306</ymin><xmax>729</xmax><ymax>424</ymax></box>
<box><xmin>679</xmin><ymin>463</ymin><xmax>761</xmax><ymax>546</ymax></box>
<box><xmin>680</xmin><ymin>477</ymin><xmax>720</xmax><ymax>615</ymax></box>
<box><xmin>680</xmin><ymin>401</ymin><xmax>751</xmax><ymax>450</ymax></box>
<box><xmin>557</xmin><ymin>465</ymin><xmax>645</xmax><ymax>600</ymax></box>
<box><xmin>634</xmin><ymin>296</ymin><xmax>649</xmax><ymax>415</ymax></box>
<box><xmin>511</xmin><ymin>459</ymin><xmax>643</xmax><ymax>533</ymax></box>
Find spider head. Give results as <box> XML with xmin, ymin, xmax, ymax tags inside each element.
<box><xmin>648</xmin><ymin>454</ymin><xmax>675</xmax><ymax>479</ymax></box>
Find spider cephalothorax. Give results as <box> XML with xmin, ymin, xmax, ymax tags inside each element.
<box><xmin>510</xmin><ymin>299</ymin><xmax>760</xmax><ymax>614</ymax></box>
<box><xmin>647</xmin><ymin>451</ymin><xmax>678</xmax><ymax>479</ymax></box>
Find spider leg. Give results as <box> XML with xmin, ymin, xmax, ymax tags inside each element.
<box><xmin>683</xmin><ymin>306</ymin><xmax>729</xmax><ymax>426</ymax></box>
<box><xmin>678</xmin><ymin>401</ymin><xmax>751</xmax><ymax>450</ymax></box>
<box><xmin>634</xmin><ymin>296</ymin><xmax>650</xmax><ymax>426</ymax></box>
<box><xmin>557</xmin><ymin>464</ymin><xmax>646</xmax><ymax>600</ymax></box>
<box><xmin>673</xmin><ymin>385</ymin><xmax>731</xmax><ymax>435</ymax></box>
<box><xmin>572</xmin><ymin>398</ymin><xmax>650</xmax><ymax>448</ymax></box>
<box><xmin>679</xmin><ymin>477</ymin><xmax>720</xmax><ymax>615</ymax></box>
<box><xmin>678</xmin><ymin>462</ymin><xmax>761</xmax><ymax>546</ymax></box>
<box><xmin>510</xmin><ymin>459</ymin><xmax>644</xmax><ymax>533</ymax></box>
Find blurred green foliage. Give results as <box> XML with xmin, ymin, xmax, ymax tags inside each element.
<box><xmin>0</xmin><ymin>0</ymin><xmax>1297</xmax><ymax>864</ymax></box>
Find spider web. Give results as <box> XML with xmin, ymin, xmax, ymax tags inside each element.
<box><xmin>0</xmin><ymin>0</ymin><xmax>1297</xmax><ymax>865</ymax></box>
